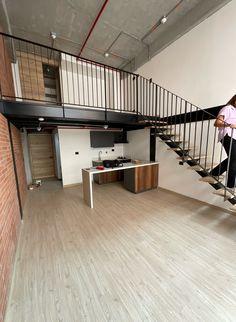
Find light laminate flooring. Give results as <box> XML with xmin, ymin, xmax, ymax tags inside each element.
<box><xmin>5</xmin><ymin>181</ymin><xmax>236</xmax><ymax>322</ymax></box>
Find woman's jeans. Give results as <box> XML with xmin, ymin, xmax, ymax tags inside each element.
<box><xmin>211</xmin><ymin>134</ymin><xmax>236</xmax><ymax>188</ymax></box>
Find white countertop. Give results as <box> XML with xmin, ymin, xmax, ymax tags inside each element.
<box><xmin>83</xmin><ymin>161</ymin><xmax>159</xmax><ymax>175</ymax></box>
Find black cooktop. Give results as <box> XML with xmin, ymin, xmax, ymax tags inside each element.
<box><xmin>117</xmin><ymin>157</ymin><xmax>131</xmax><ymax>163</ymax></box>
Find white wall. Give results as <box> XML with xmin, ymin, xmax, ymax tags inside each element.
<box><xmin>135</xmin><ymin>1</ymin><xmax>236</xmax><ymax>211</ymax></box>
<box><xmin>124</xmin><ymin>129</ymin><xmax>150</xmax><ymax>160</ymax></box>
<box><xmin>21</xmin><ymin>130</ymin><xmax>32</xmax><ymax>185</ymax></box>
<box><xmin>136</xmin><ymin>1</ymin><xmax>236</xmax><ymax>108</ymax></box>
<box><xmin>58</xmin><ymin>129</ymin><xmax>124</xmax><ymax>186</ymax></box>
<box><xmin>60</xmin><ymin>54</ymin><xmax>121</xmax><ymax>109</ymax></box>
<box><xmin>11</xmin><ymin>61</ymin><xmax>22</xmax><ymax>100</ymax></box>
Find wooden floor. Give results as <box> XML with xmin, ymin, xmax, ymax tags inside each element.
<box><xmin>5</xmin><ymin>181</ymin><xmax>236</xmax><ymax>322</ymax></box>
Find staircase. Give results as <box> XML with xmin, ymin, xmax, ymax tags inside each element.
<box><xmin>140</xmin><ymin>110</ymin><xmax>236</xmax><ymax>212</ymax></box>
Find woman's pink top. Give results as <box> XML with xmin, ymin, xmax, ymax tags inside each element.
<box><xmin>217</xmin><ymin>104</ymin><xmax>236</xmax><ymax>141</ymax></box>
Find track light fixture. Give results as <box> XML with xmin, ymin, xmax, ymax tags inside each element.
<box><xmin>50</xmin><ymin>31</ymin><xmax>57</xmax><ymax>40</ymax></box>
<box><xmin>160</xmin><ymin>16</ymin><xmax>168</xmax><ymax>24</ymax></box>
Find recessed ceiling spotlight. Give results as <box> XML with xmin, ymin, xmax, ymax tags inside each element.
<box><xmin>160</xmin><ymin>16</ymin><xmax>168</xmax><ymax>24</ymax></box>
<box><xmin>38</xmin><ymin>117</ymin><xmax>44</xmax><ymax>121</ymax></box>
<box><xmin>50</xmin><ymin>31</ymin><xmax>57</xmax><ymax>40</ymax></box>
<box><xmin>104</xmin><ymin>52</ymin><xmax>110</xmax><ymax>58</ymax></box>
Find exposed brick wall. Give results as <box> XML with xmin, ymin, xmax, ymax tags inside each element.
<box><xmin>11</xmin><ymin>124</ymin><xmax>27</xmax><ymax>206</ymax></box>
<box><xmin>0</xmin><ymin>31</ymin><xmax>15</xmax><ymax>98</ymax></box>
<box><xmin>0</xmin><ymin>114</ymin><xmax>26</xmax><ymax>322</ymax></box>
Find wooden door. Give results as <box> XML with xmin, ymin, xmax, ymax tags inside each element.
<box><xmin>28</xmin><ymin>133</ymin><xmax>55</xmax><ymax>179</ymax></box>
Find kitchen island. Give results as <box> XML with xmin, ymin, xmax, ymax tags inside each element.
<box><xmin>82</xmin><ymin>161</ymin><xmax>159</xmax><ymax>208</ymax></box>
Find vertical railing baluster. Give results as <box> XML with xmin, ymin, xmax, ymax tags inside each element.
<box><xmin>25</xmin><ymin>41</ymin><xmax>34</xmax><ymax>100</ymax></box>
<box><xmin>112</xmin><ymin>68</ymin><xmax>115</xmax><ymax>110</ymax></box>
<box><xmin>75</xmin><ymin>57</ymin><xmax>80</xmax><ymax>105</ymax></box>
<box><xmin>204</xmin><ymin>115</ymin><xmax>211</xmax><ymax>169</ymax></box>
<box><xmin>86</xmin><ymin>61</ymin><xmax>90</xmax><ymax>106</ymax></box>
<box><xmin>95</xmin><ymin>63</ymin><xmax>98</xmax><ymax>108</ymax></box>
<box><xmin>9</xmin><ymin>37</ymin><xmax>19</xmax><ymax>99</ymax></box>
<box><xmin>81</xmin><ymin>60</ymin><xmax>85</xmax><ymax>106</ymax></box>
<box><xmin>104</xmin><ymin>66</ymin><xmax>107</xmax><ymax>121</ymax></box>
<box><xmin>136</xmin><ymin>75</ymin><xmax>139</xmax><ymax>118</ymax></box>
<box><xmin>182</xmin><ymin>101</ymin><xmax>187</xmax><ymax>160</ymax></box>
<box><xmin>198</xmin><ymin>110</ymin><xmax>205</xmax><ymax>165</ymax></box>
<box><xmin>71</xmin><ymin>55</ymin><xmax>75</xmax><ymax>105</ymax></box>
<box><xmin>210</xmin><ymin>123</ymin><xmax>218</xmax><ymax>174</ymax></box>
<box><xmin>90</xmin><ymin>63</ymin><xmax>95</xmax><ymax>107</ymax></box>
<box><xmin>187</xmin><ymin>104</ymin><xmax>192</xmax><ymax>156</ymax></box>
<box><xmin>58</xmin><ymin>53</ymin><xmax>65</xmax><ymax>111</ymax></box>
<box><xmin>100</xmin><ymin>65</ymin><xmax>103</xmax><ymax>108</ymax></box>
<box><xmin>65</xmin><ymin>54</ymin><xmax>70</xmax><ymax>105</ymax></box>
<box><xmin>174</xmin><ymin>95</ymin><xmax>178</xmax><ymax>143</ymax></box>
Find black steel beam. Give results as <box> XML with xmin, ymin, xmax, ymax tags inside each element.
<box><xmin>161</xmin><ymin>105</ymin><xmax>225</xmax><ymax>124</ymax></box>
<box><xmin>150</xmin><ymin>128</ymin><xmax>156</xmax><ymax>161</ymax></box>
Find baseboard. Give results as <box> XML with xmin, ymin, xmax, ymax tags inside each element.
<box><xmin>158</xmin><ymin>187</ymin><xmax>234</xmax><ymax>215</ymax></box>
<box><xmin>63</xmin><ymin>182</ymin><xmax>82</xmax><ymax>188</ymax></box>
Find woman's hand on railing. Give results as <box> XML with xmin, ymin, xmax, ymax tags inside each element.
<box><xmin>229</xmin><ymin>124</ymin><xmax>236</xmax><ymax>129</ymax></box>
<box><xmin>214</xmin><ymin>115</ymin><xmax>231</xmax><ymax>128</ymax></box>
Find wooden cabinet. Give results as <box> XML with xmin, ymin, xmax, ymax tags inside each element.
<box><xmin>94</xmin><ymin>170</ymin><xmax>123</xmax><ymax>184</ymax></box>
<box><xmin>92</xmin><ymin>161</ymin><xmax>123</xmax><ymax>184</ymax></box>
<box><xmin>124</xmin><ymin>164</ymin><xmax>158</xmax><ymax>193</ymax></box>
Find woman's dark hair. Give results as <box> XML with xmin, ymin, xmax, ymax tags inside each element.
<box><xmin>227</xmin><ymin>94</ymin><xmax>236</xmax><ymax>107</ymax></box>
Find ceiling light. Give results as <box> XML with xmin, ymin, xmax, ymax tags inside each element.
<box><xmin>36</xmin><ymin>126</ymin><xmax>41</xmax><ymax>132</ymax></box>
<box><xmin>50</xmin><ymin>31</ymin><xmax>57</xmax><ymax>40</ymax></box>
<box><xmin>104</xmin><ymin>52</ymin><xmax>110</xmax><ymax>58</ymax></box>
<box><xmin>160</xmin><ymin>16</ymin><xmax>168</xmax><ymax>24</ymax></box>
<box><xmin>38</xmin><ymin>117</ymin><xmax>44</xmax><ymax>121</ymax></box>
<box><xmin>103</xmin><ymin>124</ymin><xmax>108</xmax><ymax>129</ymax></box>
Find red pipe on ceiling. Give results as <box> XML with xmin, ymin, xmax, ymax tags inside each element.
<box><xmin>77</xmin><ymin>0</ymin><xmax>109</xmax><ymax>58</ymax></box>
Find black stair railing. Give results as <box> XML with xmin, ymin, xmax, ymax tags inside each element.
<box><xmin>0</xmin><ymin>32</ymin><xmax>235</xmax><ymax>204</ymax></box>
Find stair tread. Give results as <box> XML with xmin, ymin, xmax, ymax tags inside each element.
<box><xmin>228</xmin><ymin>205</ymin><xmax>236</xmax><ymax>213</ymax></box>
<box><xmin>187</xmin><ymin>163</ymin><xmax>218</xmax><ymax>171</ymax></box>
<box><xmin>199</xmin><ymin>176</ymin><xmax>224</xmax><ymax>184</ymax></box>
<box><xmin>213</xmin><ymin>188</ymin><xmax>235</xmax><ymax>199</ymax></box>
<box><xmin>176</xmin><ymin>155</ymin><xmax>206</xmax><ymax>161</ymax></box>
<box><xmin>167</xmin><ymin>147</ymin><xmax>191</xmax><ymax>151</ymax></box>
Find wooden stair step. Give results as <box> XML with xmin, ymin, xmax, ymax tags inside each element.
<box><xmin>213</xmin><ymin>188</ymin><xmax>235</xmax><ymax>199</ymax></box>
<box><xmin>167</xmin><ymin>146</ymin><xmax>193</xmax><ymax>151</ymax></box>
<box><xmin>176</xmin><ymin>155</ymin><xmax>206</xmax><ymax>161</ymax></box>
<box><xmin>187</xmin><ymin>163</ymin><xmax>217</xmax><ymax>171</ymax></box>
<box><xmin>199</xmin><ymin>176</ymin><xmax>224</xmax><ymax>184</ymax></box>
<box><xmin>138</xmin><ymin>119</ymin><xmax>163</xmax><ymax>124</ymax></box>
<box><xmin>228</xmin><ymin>205</ymin><xmax>236</xmax><ymax>213</ymax></box>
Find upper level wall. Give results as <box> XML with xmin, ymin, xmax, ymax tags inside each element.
<box><xmin>136</xmin><ymin>0</ymin><xmax>236</xmax><ymax>109</ymax></box>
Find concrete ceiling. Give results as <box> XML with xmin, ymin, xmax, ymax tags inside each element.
<box><xmin>0</xmin><ymin>0</ymin><xmax>232</xmax><ymax>71</ymax></box>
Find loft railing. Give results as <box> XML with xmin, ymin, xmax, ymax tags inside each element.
<box><xmin>0</xmin><ymin>32</ymin><xmax>235</xmax><ymax>203</ymax></box>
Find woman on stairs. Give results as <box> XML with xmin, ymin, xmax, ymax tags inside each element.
<box><xmin>210</xmin><ymin>94</ymin><xmax>236</xmax><ymax>194</ymax></box>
